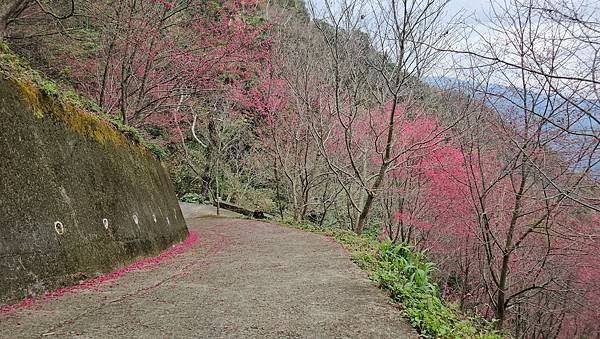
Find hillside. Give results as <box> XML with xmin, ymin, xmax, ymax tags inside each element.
<box><xmin>1</xmin><ymin>0</ymin><xmax>599</xmax><ymax>338</ymax></box>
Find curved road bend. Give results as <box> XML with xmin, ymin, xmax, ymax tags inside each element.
<box><xmin>0</xmin><ymin>203</ymin><xmax>416</xmax><ymax>338</ymax></box>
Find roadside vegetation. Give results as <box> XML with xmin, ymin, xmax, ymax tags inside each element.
<box><xmin>2</xmin><ymin>0</ymin><xmax>598</xmax><ymax>337</ymax></box>
<box><xmin>286</xmin><ymin>220</ymin><xmax>503</xmax><ymax>338</ymax></box>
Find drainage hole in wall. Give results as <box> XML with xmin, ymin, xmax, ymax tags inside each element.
<box><xmin>54</xmin><ymin>221</ymin><xmax>65</xmax><ymax>235</ymax></box>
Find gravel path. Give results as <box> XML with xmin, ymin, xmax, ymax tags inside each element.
<box><xmin>0</xmin><ymin>204</ymin><xmax>416</xmax><ymax>338</ymax></box>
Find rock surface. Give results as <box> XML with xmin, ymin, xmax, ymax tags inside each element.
<box><xmin>0</xmin><ymin>76</ymin><xmax>187</xmax><ymax>304</ymax></box>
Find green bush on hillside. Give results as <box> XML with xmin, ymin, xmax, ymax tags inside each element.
<box><xmin>179</xmin><ymin>192</ymin><xmax>204</xmax><ymax>203</ymax></box>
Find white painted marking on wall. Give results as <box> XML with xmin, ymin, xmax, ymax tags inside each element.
<box><xmin>54</xmin><ymin>221</ymin><xmax>64</xmax><ymax>235</ymax></box>
<box><xmin>102</xmin><ymin>218</ymin><xmax>109</xmax><ymax>229</ymax></box>
<box><xmin>133</xmin><ymin>214</ymin><xmax>139</xmax><ymax>225</ymax></box>
<box><xmin>59</xmin><ymin>186</ymin><xmax>78</xmax><ymax>229</ymax></box>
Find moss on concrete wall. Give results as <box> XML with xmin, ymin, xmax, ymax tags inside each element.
<box><xmin>0</xmin><ymin>76</ymin><xmax>188</xmax><ymax>305</ymax></box>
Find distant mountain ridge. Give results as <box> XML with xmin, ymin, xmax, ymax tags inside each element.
<box><xmin>424</xmin><ymin>75</ymin><xmax>599</xmax><ymax>134</ymax></box>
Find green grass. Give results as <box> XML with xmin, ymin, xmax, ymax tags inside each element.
<box><xmin>284</xmin><ymin>221</ymin><xmax>503</xmax><ymax>339</ymax></box>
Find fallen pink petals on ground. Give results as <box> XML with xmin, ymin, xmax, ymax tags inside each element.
<box><xmin>0</xmin><ymin>231</ymin><xmax>198</xmax><ymax>314</ymax></box>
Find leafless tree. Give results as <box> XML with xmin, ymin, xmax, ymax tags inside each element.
<box><xmin>306</xmin><ymin>0</ymin><xmax>461</xmax><ymax>233</ymax></box>
<box><xmin>0</xmin><ymin>0</ymin><xmax>75</xmax><ymax>39</ymax></box>
<box><xmin>448</xmin><ymin>0</ymin><xmax>599</xmax><ymax>334</ymax></box>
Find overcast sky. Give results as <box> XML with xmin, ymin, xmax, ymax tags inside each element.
<box><xmin>450</xmin><ymin>0</ymin><xmax>490</xmax><ymax>18</ymax></box>
<box><xmin>310</xmin><ymin>0</ymin><xmax>492</xmax><ymax>19</ymax></box>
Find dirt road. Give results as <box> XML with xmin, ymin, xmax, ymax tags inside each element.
<box><xmin>0</xmin><ymin>203</ymin><xmax>416</xmax><ymax>338</ymax></box>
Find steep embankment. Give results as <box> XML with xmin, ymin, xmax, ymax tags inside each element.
<box><xmin>0</xmin><ymin>73</ymin><xmax>187</xmax><ymax>305</ymax></box>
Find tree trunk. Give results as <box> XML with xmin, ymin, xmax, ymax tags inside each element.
<box><xmin>273</xmin><ymin>159</ymin><xmax>285</xmax><ymax>219</ymax></box>
<box><xmin>496</xmin><ymin>254</ymin><xmax>510</xmax><ymax>329</ymax></box>
<box><xmin>119</xmin><ymin>59</ymin><xmax>128</xmax><ymax>124</ymax></box>
<box><xmin>355</xmin><ymin>193</ymin><xmax>374</xmax><ymax>233</ymax></box>
<box><xmin>355</xmin><ymin>158</ymin><xmax>389</xmax><ymax>233</ymax></box>
<box><xmin>355</xmin><ymin>97</ymin><xmax>398</xmax><ymax>234</ymax></box>
<box><xmin>215</xmin><ymin>158</ymin><xmax>220</xmax><ymax>216</ymax></box>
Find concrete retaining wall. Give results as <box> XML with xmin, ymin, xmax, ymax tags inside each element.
<box><xmin>0</xmin><ymin>76</ymin><xmax>188</xmax><ymax>305</ymax></box>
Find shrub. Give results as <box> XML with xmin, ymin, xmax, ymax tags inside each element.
<box><xmin>179</xmin><ymin>192</ymin><xmax>204</xmax><ymax>203</ymax></box>
<box><xmin>40</xmin><ymin>79</ymin><xmax>58</xmax><ymax>97</ymax></box>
